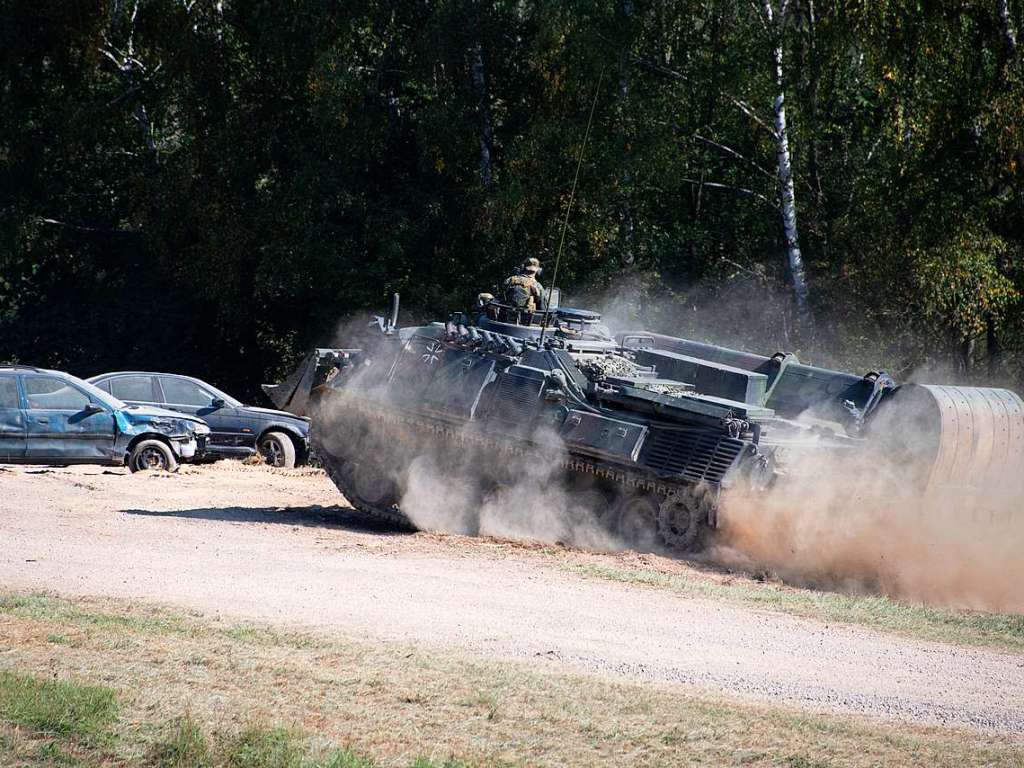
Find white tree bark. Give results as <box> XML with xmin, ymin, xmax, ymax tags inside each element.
<box><xmin>762</xmin><ymin>0</ymin><xmax>810</xmax><ymax>319</ymax></box>
<box><xmin>103</xmin><ymin>0</ymin><xmax>159</xmax><ymax>163</ymax></box>
<box><xmin>998</xmin><ymin>0</ymin><xmax>1018</xmax><ymax>55</ymax></box>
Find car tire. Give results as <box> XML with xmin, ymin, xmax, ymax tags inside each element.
<box><xmin>128</xmin><ymin>439</ymin><xmax>179</xmax><ymax>473</ymax></box>
<box><xmin>259</xmin><ymin>431</ymin><xmax>296</xmax><ymax>469</ymax></box>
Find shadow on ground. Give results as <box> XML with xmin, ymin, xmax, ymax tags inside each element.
<box><xmin>120</xmin><ymin>505</ymin><xmax>408</xmax><ymax>534</ymax></box>
<box><xmin>122</xmin><ymin>503</ymin><xmax>749</xmax><ymax>581</ymax></box>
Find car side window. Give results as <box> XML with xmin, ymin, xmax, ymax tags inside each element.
<box><xmin>23</xmin><ymin>376</ymin><xmax>91</xmax><ymax>411</ymax></box>
<box><xmin>160</xmin><ymin>377</ymin><xmax>213</xmax><ymax>407</ymax></box>
<box><xmin>0</xmin><ymin>377</ymin><xmax>19</xmax><ymax>409</ymax></box>
<box><xmin>110</xmin><ymin>376</ymin><xmax>156</xmax><ymax>402</ymax></box>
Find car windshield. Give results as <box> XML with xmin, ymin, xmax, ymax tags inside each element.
<box><xmin>202</xmin><ymin>381</ymin><xmax>243</xmax><ymax>407</ymax></box>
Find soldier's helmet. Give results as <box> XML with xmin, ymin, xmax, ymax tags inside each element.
<box><xmin>522</xmin><ymin>257</ymin><xmax>541</xmax><ymax>274</ymax></box>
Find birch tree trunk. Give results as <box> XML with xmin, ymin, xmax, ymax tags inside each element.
<box><xmin>998</xmin><ymin>0</ymin><xmax>1018</xmax><ymax>55</ymax></box>
<box><xmin>104</xmin><ymin>0</ymin><xmax>158</xmax><ymax>165</ymax></box>
<box><xmin>763</xmin><ymin>0</ymin><xmax>810</xmax><ymax>320</ymax></box>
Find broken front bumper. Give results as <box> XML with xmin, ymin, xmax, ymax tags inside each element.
<box><xmin>171</xmin><ymin>426</ymin><xmax>209</xmax><ymax>461</ymax></box>
<box><xmin>171</xmin><ymin>435</ymin><xmax>199</xmax><ymax>459</ymax></box>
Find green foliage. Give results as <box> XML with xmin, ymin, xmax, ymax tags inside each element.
<box><xmin>915</xmin><ymin>228</ymin><xmax>1017</xmax><ymax>342</ymax></box>
<box><xmin>0</xmin><ymin>671</ymin><xmax>117</xmax><ymax>741</ymax></box>
<box><xmin>1</xmin><ymin>0</ymin><xmax>1022</xmax><ymax>392</ymax></box>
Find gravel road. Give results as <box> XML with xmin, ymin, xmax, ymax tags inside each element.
<box><xmin>1</xmin><ymin>462</ymin><xmax>1022</xmax><ymax>736</ymax></box>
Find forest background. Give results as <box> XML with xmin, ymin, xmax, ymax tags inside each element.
<box><xmin>2</xmin><ymin>0</ymin><xmax>1022</xmax><ymax>398</ymax></box>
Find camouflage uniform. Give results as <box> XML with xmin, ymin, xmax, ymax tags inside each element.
<box><xmin>503</xmin><ymin>258</ymin><xmax>544</xmax><ymax>311</ymax></box>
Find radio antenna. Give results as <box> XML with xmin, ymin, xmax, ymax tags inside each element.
<box><xmin>539</xmin><ymin>67</ymin><xmax>606</xmax><ymax>345</ymax></box>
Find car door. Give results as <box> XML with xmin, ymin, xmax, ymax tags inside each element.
<box><xmin>157</xmin><ymin>376</ymin><xmax>249</xmax><ymax>450</ymax></box>
<box><xmin>0</xmin><ymin>375</ymin><xmax>26</xmax><ymax>461</ymax></box>
<box><xmin>22</xmin><ymin>375</ymin><xmax>117</xmax><ymax>461</ymax></box>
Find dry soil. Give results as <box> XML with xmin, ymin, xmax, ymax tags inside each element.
<box><xmin>1</xmin><ymin>462</ymin><xmax>1022</xmax><ymax>738</ymax></box>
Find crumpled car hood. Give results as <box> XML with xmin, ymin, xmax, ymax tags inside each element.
<box><xmin>121</xmin><ymin>405</ymin><xmax>207</xmax><ymax>427</ymax></box>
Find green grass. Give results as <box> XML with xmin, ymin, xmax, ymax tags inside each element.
<box><xmin>145</xmin><ymin>719</ymin><xmax>465</xmax><ymax>768</ymax></box>
<box><xmin>221</xmin><ymin>727</ymin><xmax>310</xmax><ymax>768</ymax></box>
<box><xmin>0</xmin><ymin>594</ymin><xmax>318</xmax><ymax>653</ymax></box>
<box><xmin>33</xmin><ymin>738</ymin><xmax>85</xmax><ymax>767</ymax></box>
<box><xmin>221</xmin><ymin>624</ymin><xmax>318</xmax><ymax>649</ymax></box>
<box><xmin>782</xmin><ymin>758</ymin><xmax>833</xmax><ymax>768</ymax></box>
<box><xmin>567</xmin><ymin>562</ymin><xmax>1024</xmax><ymax>652</ymax></box>
<box><xmin>146</xmin><ymin>716</ymin><xmax>210</xmax><ymax>767</ymax></box>
<box><xmin>0</xmin><ymin>674</ymin><xmax>471</xmax><ymax>768</ymax></box>
<box><xmin>0</xmin><ymin>593</ymin><xmax>188</xmax><ymax>637</ymax></box>
<box><xmin>0</xmin><ymin>671</ymin><xmax>116</xmax><ymax>741</ymax></box>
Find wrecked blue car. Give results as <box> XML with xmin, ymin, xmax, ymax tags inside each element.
<box><xmin>0</xmin><ymin>365</ymin><xmax>210</xmax><ymax>472</ymax></box>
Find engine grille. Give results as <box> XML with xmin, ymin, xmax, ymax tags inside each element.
<box><xmin>490</xmin><ymin>372</ymin><xmax>545</xmax><ymax>425</ymax></box>
<box><xmin>640</xmin><ymin>428</ymin><xmax>746</xmax><ymax>484</ymax></box>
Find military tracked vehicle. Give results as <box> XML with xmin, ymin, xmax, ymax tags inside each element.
<box><xmin>266</xmin><ymin>293</ymin><xmax>1024</xmax><ymax>551</ymax></box>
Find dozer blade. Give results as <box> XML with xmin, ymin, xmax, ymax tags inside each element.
<box><xmin>262</xmin><ymin>349</ymin><xmax>347</xmax><ymax>417</ymax></box>
<box><xmin>870</xmin><ymin>384</ymin><xmax>1024</xmax><ymax>494</ymax></box>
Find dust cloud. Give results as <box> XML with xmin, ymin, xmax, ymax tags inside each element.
<box><xmin>712</xmin><ymin>447</ymin><xmax>1024</xmax><ymax>613</ymax></box>
<box><xmin>398</xmin><ymin>426</ymin><xmax>621</xmax><ymax>552</ymax></box>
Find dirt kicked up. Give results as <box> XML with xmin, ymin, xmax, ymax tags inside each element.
<box><xmin>1</xmin><ymin>461</ymin><xmax>1023</xmax><ymax>766</ymax></box>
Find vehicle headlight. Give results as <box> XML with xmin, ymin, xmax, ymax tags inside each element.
<box><xmin>193</xmin><ymin>423</ymin><xmax>211</xmax><ymax>435</ymax></box>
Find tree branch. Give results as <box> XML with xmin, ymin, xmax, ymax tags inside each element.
<box><xmin>37</xmin><ymin>217</ymin><xmax>141</xmax><ymax>236</ymax></box>
<box><xmin>680</xmin><ymin>178</ymin><xmax>778</xmax><ymax>209</ymax></box>
<box><xmin>693</xmin><ymin>133</ymin><xmax>775</xmax><ymax>179</ymax></box>
<box><xmin>721</xmin><ymin>257</ymin><xmax>769</xmax><ymax>283</ymax></box>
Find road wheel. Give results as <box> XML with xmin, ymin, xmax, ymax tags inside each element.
<box><xmin>344</xmin><ymin>459</ymin><xmax>398</xmax><ymax>508</ymax></box>
<box><xmin>656</xmin><ymin>489</ymin><xmax>712</xmax><ymax>552</ymax></box>
<box><xmin>607</xmin><ymin>492</ymin><xmax>659</xmax><ymax>550</ymax></box>
<box><xmin>128</xmin><ymin>440</ymin><xmax>178</xmax><ymax>473</ymax></box>
<box><xmin>569</xmin><ymin>489</ymin><xmax>611</xmax><ymax>523</ymax></box>
<box><xmin>259</xmin><ymin>431</ymin><xmax>296</xmax><ymax>468</ymax></box>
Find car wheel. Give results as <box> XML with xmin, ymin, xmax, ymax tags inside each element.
<box><xmin>128</xmin><ymin>439</ymin><xmax>178</xmax><ymax>473</ymax></box>
<box><xmin>259</xmin><ymin>431</ymin><xmax>296</xmax><ymax>469</ymax></box>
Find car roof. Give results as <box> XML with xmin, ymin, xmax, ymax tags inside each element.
<box><xmin>89</xmin><ymin>371</ymin><xmax>204</xmax><ymax>383</ymax></box>
<box><xmin>1</xmin><ymin>364</ymin><xmax>65</xmax><ymax>376</ymax></box>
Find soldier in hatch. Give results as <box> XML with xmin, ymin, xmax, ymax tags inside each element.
<box><xmin>502</xmin><ymin>258</ymin><xmax>545</xmax><ymax>312</ymax></box>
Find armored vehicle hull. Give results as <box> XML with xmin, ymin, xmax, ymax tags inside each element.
<box><xmin>267</xmin><ymin>298</ymin><xmax>1024</xmax><ymax>551</ymax></box>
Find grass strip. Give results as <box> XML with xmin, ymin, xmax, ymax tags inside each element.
<box><xmin>565</xmin><ymin>562</ymin><xmax>1024</xmax><ymax>652</ymax></box>
<box><xmin>0</xmin><ymin>670</ymin><xmax>116</xmax><ymax>741</ymax></box>
<box><xmin>0</xmin><ymin>678</ymin><xmax>464</xmax><ymax>768</ymax></box>
<box><xmin>1</xmin><ymin>592</ymin><xmax>1022</xmax><ymax>767</ymax></box>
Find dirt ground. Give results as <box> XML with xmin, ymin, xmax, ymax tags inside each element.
<box><xmin>1</xmin><ymin>461</ymin><xmax>1023</xmax><ymax>739</ymax></box>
